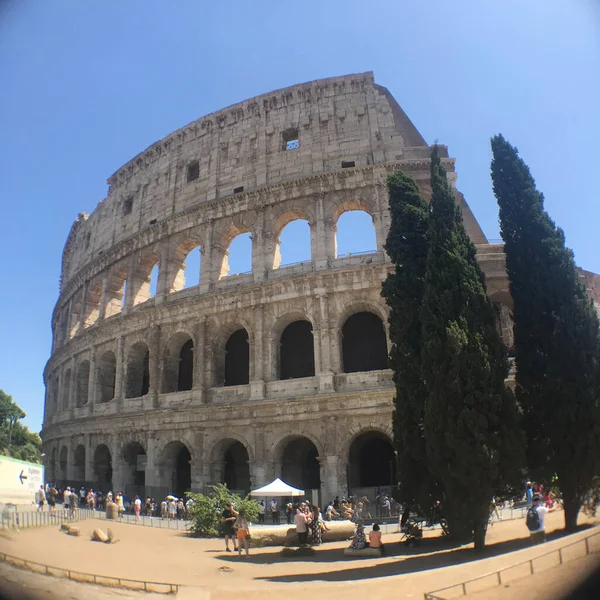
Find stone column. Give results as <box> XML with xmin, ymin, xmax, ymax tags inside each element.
<box><xmin>252</xmin><ymin>207</ymin><xmax>267</xmax><ymax>282</ymax></box>
<box><xmin>155</xmin><ymin>243</ymin><xmax>169</xmax><ymax>305</ymax></box>
<box><xmin>87</xmin><ymin>348</ymin><xmax>97</xmax><ymax>410</ymax></box>
<box><xmin>114</xmin><ymin>336</ymin><xmax>125</xmax><ymax>401</ymax></box>
<box><xmin>122</xmin><ymin>255</ymin><xmax>137</xmax><ymax>314</ymax></box>
<box><xmin>144</xmin><ymin>437</ymin><xmax>159</xmax><ymax>491</ymax></box>
<box><xmin>64</xmin><ymin>438</ymin><xmax>74</xmax><ymax>481</ymax></box>
<box><xmin>147</xmin><ymin>326</ymin><xmax>161</xmax><ymax>407</ymax></box>
<box><xmin>199</xmin><ymin>220</ymin><xmax>214</xmax><ymax>293</ymax></box>
<box><xmin>85</xmin><ymin>435</ymin><xmax>95</xmax><ymax>484</ymax></box>
<box><xmin>320</xmin><ymin>455</ymin><xmax>341</xmax><ymax>504</ymax></box>
<box><xmin>79</xmin><ymin>282</ymin><xmax>88</xmax><ymax>331</ymax></box>
<box><xmin>193</xmin><ymin>318</ymin><xmax>206</xmax><ymax>404</ymax></box>
<box><xmin>67</xmin><ymin>358</ymin><xmax>76</xmax><ymax>415</ymax></box>
<box><xmin>315</xmin><ymin>290</ymin><xmax>336</xmax><ymax>392</ymax></box>
<box><xmin>314</xmin><ymin>194</ymin><xmax>330</xmax><ymax>270</ymax></box>
<box><xmin>98</xmin><ymin>276</ymin><xmax>109</xmax><ymax>321</ymax></box>
<box><xmin>250</xmin><ymin>303</ymin><xmax>265</xmax><ymax>399</ymax></box>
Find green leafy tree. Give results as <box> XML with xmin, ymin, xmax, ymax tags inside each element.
<box><xmin>421</xmin><ymin>148</ymin><xmax>524</xmax><ymax>549</ymax></box>
<box><xmin>490</xmin><ymin>134</ymin><xmax>600</xmax><ymax>531</ymax></box>
<box><xmin>0</xmin><ymin>389</ymin><xmax>42</xmax><ymax>463</ymax></box>
<box><xmin>381</xmin><ymin>172</ymin><xmax>440</xmax><ymax>516</ymax></box>
<box><xmin>186</xmin><ymin>483</ymin><xmax>260</xmax><ymax>537</ymax></box>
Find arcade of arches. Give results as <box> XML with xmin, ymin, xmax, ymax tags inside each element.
<box><xmin>52</xmin><ymin>430</ymin><xmax>397</xmax><ymax>502</ymax></box>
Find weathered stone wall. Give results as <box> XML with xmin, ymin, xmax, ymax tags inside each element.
<box><xmin>43</xmin><ymin>73</ymin><xmax>510</xmax><ymax>504</ymax></box>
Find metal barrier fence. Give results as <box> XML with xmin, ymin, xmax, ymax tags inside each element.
<box><xmin>90</xmin><ymin>511</ymin><xmax>191</xmax><ymax>530</ymax></box>
<box><xmin>0</xmin><ymin>507</ymin><xmax>96</xmax><ymax>530</ymax></box>
<box><xmin>424</xmin><ymin>528</ymin><xmax>600</xmax><ymax>600</ymax></box>
<box><xmin>0</xmin><ymin>551</ymin><xmax>178</xmax><ymax>594</ymax></box>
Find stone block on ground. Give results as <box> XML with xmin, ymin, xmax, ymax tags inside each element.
<box><xmin>249</xmin><ymin>520</ymin><xmax>354</xmax><ymax>547</ymax></box>
<box><xmin>67</xmin><ymin>526</ymin><xmax>80</xmax><ymax>536</ymax></box>
<box><xmin>92</xmin><ymin>528</ymin><xmax>109</xmax><ymax>543</ymax></box>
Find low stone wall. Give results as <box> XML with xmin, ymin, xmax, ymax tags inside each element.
<box><xmin>250</xmin><ymin>520</ymin><xmax>355</xmax><ymax>547</ymax></box>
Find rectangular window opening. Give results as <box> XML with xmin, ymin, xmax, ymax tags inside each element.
<box><xmin>187</xmin><ymin>160</ymin><xmax>200</xmax><ymax>182</ymax></box>
<box><xmin>342</xmin><ymin>161</ymin><xmax>356</xmax><ymax>169</ymax></box>
<box><xmin>123</xmin><ymin>196</ymin><xmax>133</xmax><ymax>216</ymax></box>
<box><xmin>233</xmin><ymin>186</ymin><xmax>244</xmax><ymax>194</ymax></box>
<box><xmin>282</xmin><ymin>128</ymin><xmax>299</xmax><ymax>151</ymax></box>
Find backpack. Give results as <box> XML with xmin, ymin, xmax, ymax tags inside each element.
<box><xmin>526</xmin><ymin>506</ymin><xmax>541</xmax><ymax>531</ymax></box>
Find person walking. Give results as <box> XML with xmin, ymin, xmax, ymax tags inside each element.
<box><xmin>36</xmin><ymin>486</ymin><xmax>46</xmax><ymax>512</ymax></box>
<box><xmin>526</xmin><ymin>494</ymin><xmax>557</xmax><ymax>544</ymax></box>
<box><xmin>221</xmin><ymin>502</ymin><xmax>238</xmax><ymax>552</ymax></box>
<box><xmin>68</xmin><ymin>488</ymin><xmax>77</xmax><ymax>519</ymax></box>
<box><xmin>234</xmin><ymin>509</ymin><xmax>250</xmax><ymax>557</ymax></box>
<box><xmin>258</xmin><ymin>500</ymin><xmax>265</xmax><ymax>524</ymax></box>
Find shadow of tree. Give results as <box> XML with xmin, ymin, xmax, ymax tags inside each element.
<box><xmin>214</xmin><ymin>524</ymin><xmax>593</xmax><ymax>583</ymax></box>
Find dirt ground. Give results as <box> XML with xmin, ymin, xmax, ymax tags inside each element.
<box><xmin>0</xmin><ymin>510</ymin><xmax>597</xmax><ymax>600</ymax></box>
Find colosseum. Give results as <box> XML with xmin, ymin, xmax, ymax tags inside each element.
<box><xmin>42</xmin><ymin>71</ymin><xmax>593</xmax><ymax>505</ymax></box>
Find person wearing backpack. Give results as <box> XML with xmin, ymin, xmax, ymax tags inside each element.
<box><xmin>526</xmin><ymin>494</ymin><xmax>556</xmax><ymax>544</ymax></box>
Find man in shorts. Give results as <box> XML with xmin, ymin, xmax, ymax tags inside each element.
<box><xmin>221</xmin><ymin>502</ymin><xmax>238</xmax><ymax>552</ymax></box>
<box><xmin>36</xmin><ymin>486</ymin><xmax>46</xmax><ymax>511</ymax></box>
<box><xmin>528</xmin><ymin>494</ymin><xmax>556</xmax><ymax>544</ymax></box>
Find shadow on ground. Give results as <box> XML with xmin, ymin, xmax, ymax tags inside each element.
<box><xmin>213</xmin><ymin>524</ymin><xmax>594</xmax><ymax>583</ymax></box>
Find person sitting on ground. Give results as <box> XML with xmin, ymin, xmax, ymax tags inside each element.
<box><xmin>368</xmin><ymin>523</ymin><xmax>385</xmax><ymax>554</ymax></box>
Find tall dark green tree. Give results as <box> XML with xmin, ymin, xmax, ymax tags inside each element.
<box><xmin>490</xmin><ymin>134</ymin><xmax>600</xmax><ymax>531</ymax></box>
<box><xmin>421</xmin><ymin>148</ymin><xmax>523</xmax><ymax>549</ymax></box>
<box><xmin>381</xmin><ymin>172</ymin><xmax>438</xmax><ymax>514</ymax></box>
<box><xmin>0</xmin><ymin>389</ymin><xmax>42</xmax><ymax>463</ymax></box>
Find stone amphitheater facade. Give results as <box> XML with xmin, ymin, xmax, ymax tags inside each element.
<box><xmin>42</xmin><ymin>72</ymin><xmax>527</xmax><ymax>503</ymax></box>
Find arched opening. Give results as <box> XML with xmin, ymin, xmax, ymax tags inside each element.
<box><xmin>105</xmin><ymin>266</ymin><xmax>127</xmax><ymax>317</ymax></box>
<box><xmin>161</xmin><ymin>441</ymin><xmax>191</xmax><ymax>499</ymax></box>
<box><xmin>348</xmin><ymin>431</ymin><xmax>396</xmax><ymax>491</ymax></box>
<box><xmin>122</xmin><ymin>442</ymin><xmax>146</xmax><ymax>493</ymax></box>
<box><xmin>59</xmin><ymin>446</ymin><xmax>67</xmax><ymax>482</ymax></box>
<box><xmin>220</xmin><ymin>232</ymin><xmax>252</xmax><ymax>278</ymax></box>
<box><xmin>133</xmin><ymin>254</ymin><xmax>160</xmax><ymax>305</ymax></box>
<box><xmin>223</xmin><ymin>441</ymin><xmax>250</xmax><ymax>493</ymax></box>
<box><xmin>335</xmin><ymin>210</ymin><xmax>377</xmax><ymax>257</ymax></box>
<box><xmin>76</xmin><ymin>361</ymin><xmax>90</xmax><ymax>407</ymax></box>
<box><xmin>163</xmin><ymin>334</ymin><xmax>194</xmax><ymax>393</ymax></box>
<box><xmin>97</xmin><ymin>351</ymin><xmax>116</xmax><ymax>403</ymax></box>
<box><xmin>170</xmin><ymin>239</ymin><xmax>201</xmax><ymax>292</ymax></box>
<box><xmin>274</xmin><ymin>219</ymin><xmax>311</xmax><ymax>269</ymax></box>
<box><xmin>62</xmin><ymin>369</ymin><xmax>71</xmax><ymax>411</ymax></box>
<box><xmin>280</xmin><ymin>437</ymin><xmax>321</xmax><ymax>491</ymax></box>
<box><xmin>73</xmin><ymin>445</ymin><xmax>85</xmax><ymax>481</ymax></box>
<box><xmin>125</xmin><ymin>343</ymin><xmax>150</xmax><ymax>398</ymax></box>
<box><xmin>93</xmin><ymin>444</ymin><xmax>113</xmax><ymax>491</ymax></box>
<box><xmin>280</xmin><ymin>320</ymin><xmax>315</xmax><ymax>379</ymax></box>
<box><xmin>342</xmin><ymin>312</ymin><xmax>388</xmax><ymax>373</ymax></box>
<box><xmin>83</xmin><ymin>284</ymin><xmax>102</xmax><ymax>328</ymax></box>
<box><xmin>224</xmin><ymin>329</ymin><xmax>249</xmax><ymax>386</ymax></box>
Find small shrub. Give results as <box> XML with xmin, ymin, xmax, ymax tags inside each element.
<box><xmin>186</xmin><ymin>484</ymin><xmax>260</xmax><ymax>537</ymax></box>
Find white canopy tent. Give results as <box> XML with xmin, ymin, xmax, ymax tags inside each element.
<box><xmin>249</xmin><ymin>478</ymin><xmax>304</xmax><ymax>497</ymax></box>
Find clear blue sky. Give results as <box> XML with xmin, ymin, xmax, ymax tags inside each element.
<box><xmin>1</xmin><ymin>0</ymin><xmax>599</xmax><ymax>432</ymax></box>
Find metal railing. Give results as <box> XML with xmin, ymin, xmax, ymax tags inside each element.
<box><xmin>0</xmin><ymin>506</ymin><xmax>96</xmax><ymax>530</ymax></box>
<box><xmin>335</xmin><ymin>249</ymin><xmax>378</xmax><ymax>258</ymax></box>
<box><xmin>424</xmin><ymin>527</ymin><xmax>600</xmax><ymax>599</ymax></box>
<box><xmin>0</xmin><ymin>551</ymin><xmax>178</xmax><ymax>594</ymax></box>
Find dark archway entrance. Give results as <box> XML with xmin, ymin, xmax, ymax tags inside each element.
<box><xmin>122</xmin><ymin>442</ymin><xmax>146</xmax><ymax>494</ymax></box>
<box><xmin>280</xmin><ymin>437</ymin><xmax>320</xmax><ymax>491</ymax></box>
<box><xmin>98</xmin><ymin>351</ymin><xmax>116</xmax><ymax>403</ymax></box>
<box><xmin>224</xmin><ymin>329</ymin><xmax>249</xmax><ymax>386</ymax></box>
<box><xmin>223</xmin><ymin>441</ymin><xmax>250</xmax><ymax>492</ymax></box>
<box><xmin>178</xmin><ymin>340</ymin><xmax>194</xmax><ymax>391</ymax></box>
<box><xmin>163</xmin><ymin>335</ymin><xmax>194</xmax><ymax>393</ymax></box>
<box><xmin>93</xmin><ymin>444</ymin><xmax>113</xmax><ymax>491</ymax></box>
<box><xmin>162</xmin><ymin>442</ymin><xmax>192</xmax><ymax>499</ymax></box>
<box><xmin>348</xmin><ymin>431</ymin><xmax>396</xmax><ymax>490</ymax></box>
<box><xmin>342</xmin><ymin>312</ymin><xmax>388</xmax><ymax>373</ymax></box>
<box><xmin>73</xmin><ymin>445</ymin><xmax>86</xmax><ymax>481</ymax></box>
<box><xmin>280</xmin><ymin>321</ymin><xmax>315</xmax><ymax>379</ymax></box>
<box><xmin>76</xmin><ymin>361</ymin><xmax>90</xmax><ymax>407</ymax></box>
<box><xmin>125</xmin><ymin>343</ymin><xmax>150</xmax><ymax>398</ymax></box>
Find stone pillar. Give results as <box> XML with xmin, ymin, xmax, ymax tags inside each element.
<box><xmin>111</xmin><ymin>440</ymin><xmax>126</xmax><ymax>493</ymax></box>
<box><xmin>250</xmin><ymin>303</ymin><xmax>265</xmax><ymax>400</ymax></box>
<box><xmin>114</xmin><ymin>336</ymin><xmax>125</xmax><ymax>401</ymax></box>
<box><xmin>122</xmin><ymin>255</ymin><xmax>137</xmax><ymax>314</ymax></box>
<box><xmin>88</xmin><ymin>348</ymin><xmax>97</xmax><ymax>409</ymax></box>
<box><xmin>252</xmin><ymin>208</ymin><xmax>267</xmax><ymax>282</ymax></box>
<box><xmin>155</xmin><ymin>244</ymin><xmax>169</xmax><ymax>305</ymax></box>
<box><xmin>67</xmin><ymin>358</ymin><xmax>76</xmax><ymax>414</ymax></box>
<box><xmin>79</xmin><ymin>282</ymin><xmax>88</xmax><ymax>331</ymax></box>
<box><xmin>320</xmin><ymin>455</ymin><xmax>341</xmax><ymax>504</ymax></box>
<box><xmin>98</xmin><ymin>276</ymin><xmax>109</xmax><ymax>321</ymax></box>
<box><xmin>148</xmin><ymin>326</ymin><xmax>161</xmax><ymax>407</ymax></box>
<box><xmin>193</xmin><ymin>318</ymin><xmax>206</xmax><ymax>403</ymax></box>
<box><xmin>314</xmin><ymin>194</ymin><xmax>330</xmax><ymax>270</ymax></box>
<box><xmin>316</xmin><ymin>290</ymin><xmax>336</xmax><ymax>392</ymax></box>
<box><xmin>199</xmin><ymin>220</ymin><xmax>214</xmax><ymax>293</ymax></box>
<box><xmin>144</xmin><ymin>437</ymin><xmax>159</xmax><ymax>490</ymax></box>
<box><xmin>64</xmin><ymin>438</ymin><xmax>74</xmax><ymax>481</ymax></box>
<box><xmin>85</xmin><ymin>436</ymin><xmax>95</xmax><ymax>484</ymax></box>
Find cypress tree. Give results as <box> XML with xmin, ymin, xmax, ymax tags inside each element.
<box><xmin>381</xmin><ymin>172</ymin><xmax>438</xmax><ymax>515</ymax></box>
<box><xmin>490</xmin><ymin>134</ymin><xmax>600</xmax><ymax>531</ymax></box>
<box><xmin>421</xmin><ymin>148</ymin><xmax>523</xmax><ymax>549</ymax></box>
